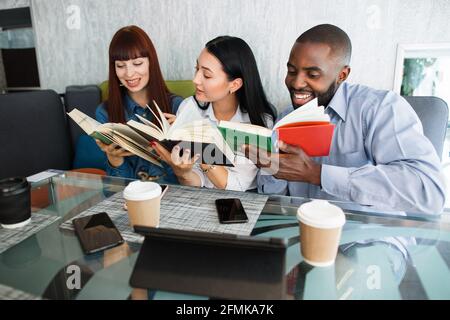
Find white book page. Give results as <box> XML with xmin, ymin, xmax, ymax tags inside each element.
<box><xmin>168</xmin><ymin>120</ymin><xmax>235</xmax><ymax>165</ymax></box>
<box><xmin>145</xmin><ymin>103</ymin><xmax>166</xmax><ymax>135</ymax></box>
<box><xmin>168</xmin><ymin>104</ymin><xmax>204</xmax><ymax>137</ymax></box>
<box><xmin>218</xmin><ymin>120</ymin><xmax>272</xmax><ymax>137</ymax></box>
<box><xmin>273</xmin><ymin>98</ymin><xmax>329</xmax><ymax>129</ymax></box>
<box><xmin>135</xmin><ymin>114</ymin><xmax>164</xmax><ymax>134</ymax></box>
<box><xmin>112</xmin><ymin>123</ymin><xmax>149</xmax><ymax>145</ymax></box>
<box><xmin>128</xmin><ymin>118</ymin><xmax>165</xmax><ymax>141</ymax></box>
<box><xmin>112</xmin><ymin>135</ymin><xmax>162</xmax><ymax>167</ymax></box>
<box><xmin>98</xmin><ymin>126</ymin><xmax>162</xmax><ymax>167</ymax></box>
<box><xmin>152</xmin><ymin>100</ymin><xmax>171</xmax><ymax>135</ymax></box>
<box><xmin>169</xmin><ymin>127</ymin><xmax>216</xmax><ymax>143</ymax></box>
<box><xmin>67</xmin><ymin>108</ymin><xmax>101</xmax><ymax>135</ymax></box>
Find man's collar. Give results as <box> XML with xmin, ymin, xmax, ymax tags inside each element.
<box><xmin>325</xmin><ymin>82</ymin><xmax>348</xmax><ymax>121</ymax></box>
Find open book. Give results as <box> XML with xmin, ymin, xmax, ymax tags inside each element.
<box><xmin>127</xmin><ymin>101</ymin><xmax>236</xmax><ymax>166</ymax></box>
<box><xmin>67</xmin><ymin>108</ymin><xmax>163</xmax><ymax>166</ymax></box>
<box><xmin>67</xmin><ymin>101</ymin><xmax>236</xmax><ymax>167</ymax></box>
<box><xmin>217</xmin><ymin>98</ymin><xmax>335</xmax><ymax>157</ymax></box>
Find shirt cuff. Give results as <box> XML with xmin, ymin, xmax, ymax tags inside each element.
<box><xmin>257</xmin><ymin>172</ymin><xmax>288</xmax><ymax>195</ymax></box>
<box><xmin>225</xmin><ymin>169</ymin><xmax>245</xmax><ymax>191</ymax></box>
<box><xmin>192</xmin><ymin>165</ymin><xmax>205</xmax><ymax>187</ymax></box>
<box><xmin>320</xmin><ymin>164</ymin><xmax>351</xmax><ymax>201</ymax></box>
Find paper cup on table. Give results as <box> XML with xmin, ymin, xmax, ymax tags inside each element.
<box><xmin>297</xmin><ymin>200</ymin><xmax>346</xmax><ymax>267</ymax></box>
<box><xmin>123</xmin><ymin>181</ymin><xmax>162</xmax><ymax>228</ymax></box>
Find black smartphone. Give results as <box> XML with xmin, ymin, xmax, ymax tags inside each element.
<box><xmin>73</xmin><ymin>212</ymin><xmax>124</xmax><ymax>254</ymax></box>
<box><xmin>215</xmin><ymin>198</ymin><xmax>249</xmax><ymax>224</ymax></box>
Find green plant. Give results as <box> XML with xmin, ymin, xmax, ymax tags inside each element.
<box><xmin>401</xmin><ymin>58</ymin><xmax>436</xmax><ymax>96</ymax></box>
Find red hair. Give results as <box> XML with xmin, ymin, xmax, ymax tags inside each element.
<box><xmin>106</xmin><ymin>25</ymin><xmax>172</xmax><ymax>123</ymax></box>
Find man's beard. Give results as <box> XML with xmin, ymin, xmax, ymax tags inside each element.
<box><xmin>290</xmin><ymin>81</ymin><xmax>340</xmax><ymax>109</ymax></box>
<box><xmin>317</xmin><ymin>81</ymin><xmax>338</xmax><ymax>107</ymax></box>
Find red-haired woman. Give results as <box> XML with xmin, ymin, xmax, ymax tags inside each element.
<box><xmin>95</xmin><ymin>25</ymin><xmax>182</xmax><ymax>182</ymax></box>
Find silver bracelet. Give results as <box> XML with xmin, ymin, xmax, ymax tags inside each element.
<box><xmin>201</xmin><ymin>165</ymin><xmax>216</xmax><ymax>173</ymax></box>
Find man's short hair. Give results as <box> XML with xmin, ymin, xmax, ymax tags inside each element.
<box><xmin>296</xmin><ymin>24</ymin><xmax>352</xmax><ymax>65</ymax></box>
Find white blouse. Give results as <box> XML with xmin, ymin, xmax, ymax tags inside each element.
<box><xmin>176</xmin><ymin>96</ymin><xmax>274</xmax><ymax>192</ymax></box>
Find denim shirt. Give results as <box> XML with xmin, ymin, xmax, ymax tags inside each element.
<box><xmin>95</xmin><ymin>93</ymin><xmax>183</xmax><ymax>183</ymax></box>
<box><xmin>257</xmin><ymin>82</ymin><xmax>446</xmax><ymax>215</ymax></box>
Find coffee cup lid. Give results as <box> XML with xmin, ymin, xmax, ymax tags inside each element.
<box><xmin>123</xmin><ymin>181</ymin><xmax>162</xmax><ymax>201</ymax></box>
<box><xmin>0</xmin><ymin>177</ymin><xmax>29</xmax><ymax>196</ymax></box>
<box><xmin>297</xmin><ymin>200</ymin><xmax>345</xmax><ymax>229</ymax></box>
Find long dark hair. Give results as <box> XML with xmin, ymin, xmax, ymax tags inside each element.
<box><xmin>204</xmin><ymin>36</ymin><xmax>275</xmax><ymax>127</ymax></box>
<box><xmin>106</xmin><ymin>25</ymin><xmax>172</xmax><ymax>123</ymax></box>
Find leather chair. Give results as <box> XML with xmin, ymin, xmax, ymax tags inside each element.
<box><xmin>0</xmin><ymin>90</ymin><xmax>73</xmax><ymax>179</ymax></box>
<box><xmin>64</xmin><ymin>85</ymin><xmax>106</xmax><ymax>171</ymax></box>
<box><xmin>64</xmin><ymin>85</ymin><xmax>102</xmax><ymax>148</ymax></box>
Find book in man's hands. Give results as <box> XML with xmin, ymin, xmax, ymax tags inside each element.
<box><xmin>217</xmin><ymin>98</ymin><xmax>335</xmax><ymax>157</ymax></box>
<box><xmin>67</xmin><ymin>101</ymin><xmax>236</xmax><ymax>167</ymax></box>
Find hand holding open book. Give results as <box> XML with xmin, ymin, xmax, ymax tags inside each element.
<box><xmin>218</xmin><ymin>98</ymin><xmax>335</xmax><ymax>157</ymax></box>
<box><xmin>67</xmin><ymin>101</ymin><xmax>236</xmax><ymax>167</ymax></box>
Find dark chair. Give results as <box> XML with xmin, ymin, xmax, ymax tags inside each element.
<box><xmin>0</xmin><ymin>90</ymin><xmax>73</xmax><ymax>179</ymax></box>
<box><xmin>404</xmin><ymin>96</ymin><xmax>448</xmax><ymax>160</ymax></box>
<box><xmin>64</xmin><ymin>85</ymin><xmax>102</xmax><ymax>148</ymax></box>
<box><xmin>64</xmin><ymin>85</ymin><xmax>106</xmax><ymax>171</ymax></box>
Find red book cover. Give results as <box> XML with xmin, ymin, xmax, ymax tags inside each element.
<box><xmin>276</xmin><ymin>123</ymin><xmax>335</xmax><ymax>156</ymax></box>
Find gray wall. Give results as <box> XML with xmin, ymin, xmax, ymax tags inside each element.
<box><xmin>24</xmin><ymin>0</ymin><xmax>450</xmax><ymax>108</ymax></box>
<box><xmin>0</xmin><ymin>0</ymin><xmax>30</xmax><ymax>10</ymax></box>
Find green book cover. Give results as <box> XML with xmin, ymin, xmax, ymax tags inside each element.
<box><xmin>218</xmin><ymin>127</ymin><xmax>272</xmax><ymax>153</ymax></box>
<box><xmin>90</xmin><ymin>131</ymin><xmax>113</xmax><ymax>145</ymax></box>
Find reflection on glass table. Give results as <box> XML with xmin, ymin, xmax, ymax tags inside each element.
<box><xmin>0</xmin><ymin>171</ymin><xmax>448</xmax><ymax>300</ymax></box>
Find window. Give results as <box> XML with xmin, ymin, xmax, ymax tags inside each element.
<box><xmin>0</xmin><ymin>7</ymin><xmax>40</xmax><ymax>91</ymax></box>
<box><xmin>394</xmin><ymin>43</ymin><xmax>450</xmax><ymax>123</ymax></box>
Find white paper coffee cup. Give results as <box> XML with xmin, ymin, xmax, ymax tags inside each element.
<box><xmin>123</xmin><ymin>181</ymin><xmax>162</xmax><ymax>228</ymax></box>
<box><xmin>297</xmin><ymin>200</ymin><xmax>346</xmax><ymax>267</ymax></box>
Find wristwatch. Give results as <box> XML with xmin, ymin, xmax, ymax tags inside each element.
<box><xmin>201</xmin><ymin>165</ymin><xmax>216</xmax><ymax>173</ymax></box>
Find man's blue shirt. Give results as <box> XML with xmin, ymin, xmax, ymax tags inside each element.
<box><xmin>258</xmin><ymin>82</ymin><xmax>446</xmax><ymax>214</ymax></box>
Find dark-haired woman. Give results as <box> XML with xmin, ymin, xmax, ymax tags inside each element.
<box><xmin>95</xmin><ymin>25</ymin><xmax>182</xmax><ymax>182</ymax></box>
<box><xmin>153</xmin><ymin>36</ymin><xmax>275</xmax><ymax>191</ymax></box>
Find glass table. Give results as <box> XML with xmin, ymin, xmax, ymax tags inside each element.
<box><xmin>0</xmin><ymin>170</ymin><xmax>449</xmax><ymax>300</ymax></box>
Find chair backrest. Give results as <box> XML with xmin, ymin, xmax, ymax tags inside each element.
<box><xmin>403</xmin><ymin>96</ymin><xmax>448</xmax><ymax>160</ymax></box>
<box><xmin>64</xmin><ymin>85</ymin><xmax>102</xmax><ymax>148</ymax></box>
<box><xmin>64</xmin><ymin>85</ymin><xmax>106</xmax><ymax>171</ymax></box>
<box><xmin>0</xmin><ymin>90</ymin><xmax>73</xmax><ymax>179</ymax></box>
<box><xmin>165</xmin><ymin>80</ymin><xmax>195</xmax><ymax>98</ymax></box>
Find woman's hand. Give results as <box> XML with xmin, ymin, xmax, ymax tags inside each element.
<box><xmin>163</xmin><ymin>113</ymin><xmax>176</xmax><ymax>125</ymax></box>
<box><xmin>152</xmin><ymin>142</ymin><xmax>199</xmax><ymax>176</ymax></box>
<box><xmin>95</xmin><ymin>139</ymin><xmax>133</xmax><ymax>168</ymax></box>
<box><xmin>151</xmin><ymin>142</ymin><xmax>202</xmax><ymax>186</ymax></box>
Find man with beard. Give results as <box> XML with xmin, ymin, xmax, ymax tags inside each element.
<box><xmin>244</xmin><ymin>24</ymin><xmax>446</xmax><ymax>215</ymax></box>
